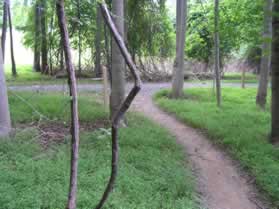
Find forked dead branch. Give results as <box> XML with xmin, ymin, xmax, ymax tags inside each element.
<box><xmin>94</xmin><ymin>2</ymin><xmax>142</xmax><ymax>209</ymax></box>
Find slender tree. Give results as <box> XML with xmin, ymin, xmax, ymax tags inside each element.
<box><xmin>41</xmin><ymin>0</ymin><xmax>48</xmax><ymax>74</ymax></box>
<box><xmin>172</xmin><ymin>0</ymin><xmax>187</xmax><ymax>98</ymax></box>
<box><xmin>110</xmin><ymin>0</ymin><xmax>126</xmax><ymax>119</ymax></box>
<box><xmin>0</xmin><ymin>44</ymin><xmax>11</xmax><ymax>137</ymax></box>
<box><xmin>95</xmin><ymin>6</ymin><xmax>102</xmax><ymax>77</ymax></box>
<box><xmin>1</xmin><ymin>0</ymin><xmax>8</xmax><ymax>61</ymax></box>
<box><xmin>56</xmin><ymin>1</ymin><xmax>80</xmax><ymax>209</ymax></box>
<box><xmin>257</xmin><ymin>0</ymin><xmax>273</xmax><ymax>109</ymax></box>
<box><xmin>214</xmin><ymin>0</ymin><xmax>221</xmax><ymax>106</ymax></box>
<box><xmin>33</xmin><ymin>1</ymin><xmax>41</xmax><ymax>72</ymax></box>
<box><xmin>7</xmin><ymin>1</ymin><xmax>17</xmax><ymax>76</ymax></box>
<box><xmin>77</xmin><ymin>0</ymin><xmax>82</xmax><ymax>74</ymax></box>
<box><xmin>271</xmin><ymin>0</ymin><xmax>279</xmax><ymax>143</ymax></box>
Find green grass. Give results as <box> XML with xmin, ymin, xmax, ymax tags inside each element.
<box><xmin>222</xmin><ymin>72</ymin><xmax>259</xmax><ymax>83</ymax></box>
<box><xmin>155</xmin><ymin>88</ymin><xmax>279</xmax><ymax>207</ymax></box>
<box><xmin>8</xmin><ymin>91</ymin><xmax>108</xmax><ymax>124</ymax></box>
<box><xmin>0</xmin><ymin>92</ymin><xmax>199</xmax><ymax>209</ymax></box>
<box><xmin>5</xmin><ymin>65</ymin><xmax>100</xmax><ymax>85</ymax></box>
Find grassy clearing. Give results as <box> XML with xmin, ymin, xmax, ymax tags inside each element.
<box><xmin>0</xmin><ymin>92</ymin><xmax>199</xmax><ymax>209</ymax></box>
<box><xmin>223</xmin><ymin>72</ymin><xmax>259</xmax><ymax>83</ymax></box>
<box><xmin>155</xmin><ymin>88</ymin><xmax>279</xmax><ymax>207</ymax></box>
<box><xmin>5</xmin><ymin>65</ymin><xmax>100</xmax><ymax>85</ymax></box>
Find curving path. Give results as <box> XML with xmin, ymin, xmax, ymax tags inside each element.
<box><xmin>9</xmin><ymin>82</ymin><xmax>267</xmax><ymax>209</ymax></box>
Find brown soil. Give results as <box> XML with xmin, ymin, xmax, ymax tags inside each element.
<box><xmin>132</xmin><ymin>93</ymin><xmax>268</xmax><ymax>209</ymax></box>
<box><xmin>16</xmin><ymin>119</ymin><xmax>110</xmax><ymax>149</ymax></box>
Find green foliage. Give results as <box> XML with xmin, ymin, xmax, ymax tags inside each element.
<box><xmin>186</xmin><ymin>0</ymin><xmax>263</xmax><ymax>64</ymax></box>
<box><xmin>0</xmin><ymin>92</ymin><xmax>199</xmax><ymax>208</ymax></box>
<box><xmin>155</xmin><ymin>88</ymin><xmax>279</xmax><ymax>207</ymax></box>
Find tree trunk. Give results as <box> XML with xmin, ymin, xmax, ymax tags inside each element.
<box><xmin>257</xmin><ymin>0</ymin><xmax>273</xmax><ymax>109</ymax></box>
<box><xmin>1</xmin><ymin>0</ymin><xmax>8</xmax><ymax>61</ymax></box>
<box><xmin>271</xmin><ymin>0</ymin><xmax>279</xmax><ymax>143</ymax></box>
<box><xmin>110</xmin><ymin>0</ymin><xmax>126</xmax><ymax>120</ymax></box>
<box><xmin>7</xmin><ymin>0</ymin><xmax>16</xmax><ymax>77</ymax></box>
<box><xmin>77</xmin><ymin>0</ymin><xmax>81</xmax><ymax>74</ymax></box>
<box><xmin>95</xmin><ymin>6</ymin><xmax>102</xmax><ymax>77</ymax></box>
<box><xmin>0</xmin><ymin>44</ymin><xmax>11</xmax><ymax>137</ymax></box>
<box><xmin>33</xmin><ymin>1</ymin><xmax>41</xmax><ymax>72</ymax></box>
<box><xmin>214</xmin><ymin>0</ymin><xmax>222</xmax><ymax>106</ymax></box>
<box><xmin>172</xmin><ymin>0</ymin><xmax>187</xmax><ymax>98</ymax></box>
<box><xmin>94</xmin><ymin>3</ymin><xmax>141</xmax><ymax>209</ymax></box>
<box><xmin>56</xmin><ymin>1</ymin><xmax>80</xmax><ymax>209</ymax></box>
<box><xmin>41</xmin><ymin>0</ymin><xmax>48</xmax><ymax>74</ymax></box>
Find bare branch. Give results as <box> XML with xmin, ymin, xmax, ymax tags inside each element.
<box><xmin>56</xmin><ymin>1</ymin><xmax>80</xmax><ymax>209</ymax></box>
<box><xmin>94</xmin><ymin>2</ymin><xmax>142</xmax><ymax>209</ymax></box>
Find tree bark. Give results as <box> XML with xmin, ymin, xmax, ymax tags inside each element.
<box><xmin>56</xmin><ymin>1</ymin><xmax>80</xmax><ymax>209</ymax></box>
<box><xmin>271</xmin><ymin>0</ymin><xmax>279</xmax><ymax>143</ymax></box>
<box><xmin>172</xmin><ymin>0</ymin><xmax>187</xmax><ymax>98</ymax></box>
<box><xmin>95</xmin><ymin>6</ymin><xmax>102</xmax><ymax>77</ymax></box>
<box><xmin>110</xmin><ymin>0</ymin><xmax>126</xmax><ymax>119</ymax></box>
<box><xmin>1</xmin><ymin>0</ymin><xmax>8</xmax><ymax>61</ymax></box>
<box><xmin>33</xmin><ymin>1</ymin><xmax>41</xmax><ymax>72</ymax></box>
<box><xmin>0</xmin><ymin>44</ymin><xmax>11</xmax><ymax>137</ymax></box>
<box><xmin>94</xmin><ymin>3</ymin><xmax>141</xmax><ymax>209</ymax></box>
<box><xmin>257</xmin><ymin>0</ymin><xmax>273</xmax><ymax>109</ymax></box>
<box><xmin>41</xmin><ymin>0</ymin><xmax>48</xmax><ymax>74</ymax></box>
<box><xmin>214</xmin><ymin>0</ymin><xmax>221</xmax><ymax>106</ymax></box>
<box><xmin>7</xmin><ymin>0</ymin><xmax>16</xmax><ymax>77</ymax></box>
<box><xmin>77</xmin><ymin>0</ymin><xmax>81</xmax><ymax>74</ymax></box>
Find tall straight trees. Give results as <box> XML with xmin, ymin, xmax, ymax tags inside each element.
<box><xmin>7</xmin><ymin>1</ymin><xmax>17</xmax><ymax>76</ymax></box>
<box><xmin>214</xmin><ymin>0</ymin><xmax>221</xmax><ymax>107</ymax></box>
<box><xmin>33</xmin><ymin>1</ymin><xmax>41</xmax><ymax>72</ymax></box>
<box><xmin>172</xmin><ymin>0</ymin><xmax>187</xmax><ymax>98</ymax></box>
<box><xmin>95</xmin><ymin>6</ymin><xmax>102</xmax><ymax>77</ymax></box>
<box><xmin>110</xmin><ymin>0</ymin><xmax>126</xmax><ymax>119</ymax></box>
<box><xmin>1</xmin><ymin>0</ymin><xmax>8</xmax><ymax>60</ymax></box>
<box><xmin>0</xmin><ymin>45</ymin><xmax>11</xmax><ymax>137</ymax></box>
<box><xmin>257</xmin><ymin>0</ymin><xmax>273</xmax><ymax>109</ymax></box>
<box><xmin>41</xmin><ymin>0</ymin><xmax>48</xmax><ymax>74</ymax></box>
<box><xmin>271</xmin><ymin>0</ymin><xmax>279</xmax><ymax>143</ymax></box>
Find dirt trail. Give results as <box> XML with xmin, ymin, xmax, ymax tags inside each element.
<box><xmin>132</xmin><ymin>92</ymin><xmax>267</xmax><ymax>209</ymax></box>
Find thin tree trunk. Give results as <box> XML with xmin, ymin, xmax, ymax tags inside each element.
<box><xmin>77</xmin><ymin>0</ymin><xmax>81</xmax><ymax>74</ymax></box>
<box><xmin>56</xmin><ymin>1</ymin><xmax>80</xmax><ymax>209</ymax></box>
<box><xmin>95</xmin><ymin>6</ymin><xmax>102</xmax><ymax>77</ymax></box>
<box><xmin>33</xmin><ymin>1</ymin><xmax>41</xmax><ymax>72</ymax></box>
<box><xmin>94</xmin><ymin>3</ymin><xmax>141</xmax><ymax>209</ymax></box>
<box><xmin>110</xmin><ymin>0</ymin><xmax>126</xmax><ymax>120</ymax></box>
<box><xmin>104</xmin><ymin>23</ymin><xmax>112</xmax><ymax>85</ymax></box>
<box><xmin>172</xmin><ymin>0</ymin><xmax>187</xmax><ymax>98</ymax></box>
<box><xmin>60</xmin><ymin>38</ymin><xmax>64</xmax><ymax>71</ymax></box>
<box><xmin>257</xmin><ymin>0</ymin><xmax>273</xmax><ymax>109</ymax></box>
<box><xmin>271</xmin><ymin>0</ymin><xmax>279</xmax><ymax>143</ymax></box>
<box><xmin>41</xmin><ymin>0</ymin><xmax>48</xmax><ymax>74</ymax></box>
<box><xmin>1</xmin><ymin>0</ymin><xmax>8</xmax><ymax>61</ymax></box>
<box><xmin>0</xmin><ymin>44</ymin><xmax>11</xmax><ymax>137</ymax></box>
<box><xmin>214</xmin><ymin>0</ymin><xmax>221</xmax><ymax>106</ymax></box>
<box><xmin>241</xmin><ymin>67</ymin><xmax>246</xmax><ymax>89</ymax></box>
<box><xmin>7</xmin><ymin>0</ymin><xmax>16</xmax><ymax>77</ymax></box>
<box><xmin>49</xmin><ymin>11</ymin><xmax>55</xmax><ymax>75</ymax></box>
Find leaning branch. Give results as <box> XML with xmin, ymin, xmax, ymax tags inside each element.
<box><xmin>94</xmin><ymin>2</ymin><xmax>142</xmax><ymax>209</ymax></box>
<box><xmin>56</xmin><ymin>1</ymin><xmax>80</xmax><ymax>209</ymax></box>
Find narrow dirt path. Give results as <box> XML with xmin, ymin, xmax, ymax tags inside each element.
<box><xmin>132</xmin><ymin>90</ymin><xmax>267</xmax><ymax>209</ymax></box>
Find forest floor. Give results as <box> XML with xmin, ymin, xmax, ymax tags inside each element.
<box><xmin>8</xmin><ymin>82</ymin><xmax>271</xmax><ymax>209</ymax></box>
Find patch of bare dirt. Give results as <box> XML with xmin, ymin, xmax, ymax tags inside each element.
<box><xmin>132</xmin><ymin>93</ymin><xmax>269</xmax><ymax>209</ymax></box>
<box><xmin>16</xmin><ymin>119</ymin><xmax>110</xmax><ymax>149</ymax></box>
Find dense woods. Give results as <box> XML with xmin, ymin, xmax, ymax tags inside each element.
<box><xmin>1</xmin><ymin>0</ymin><xmax>279</xmax><ymax>208</ymax></box>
